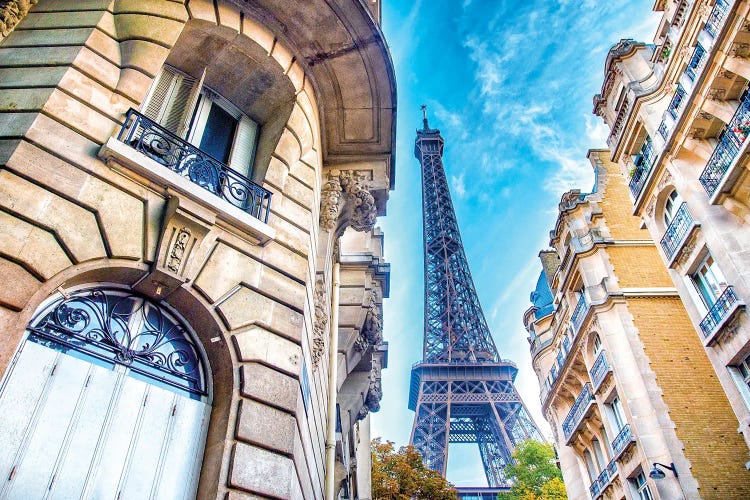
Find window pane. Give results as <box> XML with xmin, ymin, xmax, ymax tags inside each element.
<box><xmin>199</xmin><ymin>104</ymin><xmax>237</xmax><ymax>164</ymax></box>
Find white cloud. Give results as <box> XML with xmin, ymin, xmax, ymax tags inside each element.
<box><xmin>451</xmin><ymin>172</ymin><xmax>467</xmax><ymax>198</ymax></box>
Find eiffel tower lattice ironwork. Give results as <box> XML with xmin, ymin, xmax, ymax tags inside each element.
<box><xmin>409</xmin><ymin>107</ymin><xmax>542</xmax><ymax>488</ymax></box>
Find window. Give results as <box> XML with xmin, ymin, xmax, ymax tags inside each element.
<box><xmin>691</xmin><ymin>255</ymin><xmax>727</xmax><ymax>312</ymax></box>
<box><xmin>608</xmin><ymin>395</ymin><xmax>626</xmax><ymax>432</ymax></box>
<box><xmin>583</xmin><ymin>450</ymin><xmax>598</xmax><ymax>482</ymax></box>
<box><xmin>142</xmin><ymin>65</ymin><xmax>258</xmax><ymax>177</ymax></box>
<box><xmin>631</xmin><ymin>471</ymin><xmax>654</xmax><ymax>500</ymax></box>
<box><xmin>592</xmin><ymin>438</ymin><xmax>607</xmax><ymax>470</ymax></box>
<box><xmin>664</xmin><ymin>189</ymin><xmax>684</xmax><ymax>226</ymax></box>
<box><xmin>729</xmin><ymin>352</ymin><xmax>750</xmax><ymax>410</ymax></box>
<box><xmin>593</xmin><ymin>334</ymin><xmax>602</xmax><ymax>354</ymax></box>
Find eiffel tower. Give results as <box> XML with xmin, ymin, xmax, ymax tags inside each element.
<box><xmin>408</xmin><ymin>107</ymin><xmax>542</xmax><ymax>488</ymax></box>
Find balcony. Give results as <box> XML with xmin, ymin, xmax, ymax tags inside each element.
<box><xmin>114</xmin><ymin>109</ymin><xmax>273</xmax><ymax>223</ymax></box>
<box><xmin>612</xmin><ymin>423</ymin><xmax>636</xmax><ymax>460</ymax></box>
<box><xmin>629</xmin><ymin>137</ymin><xmax>656</xmax><ymax>198</ymax></box>
<box><xmin>700</xmin><ymin>286</ymin><xmax>745</xmax><ymax>345</ymax></box>
<box><xmin>562</xmin><ymin>383</ymin><xmax>594</xmax><ymax>443</ymax></box>
<box><xmin>660</xmin><ymin>202</ymin><xmax>699</xmax><ymax>266</ymax></box>
<box><xmin>589</xmin><ymin>459</ymin><xmax>618</xmax><ymax>500</ymax></box>
<box><xmin>705</xmin><ymin>0</ymin><xmax>730</xmax><ymax>39</ymax></box>
<box><xmin>699</xmin><ymin>90</ymin><xmax>750</xmax><ymax>198</ymax></box>
<box><xmin>590</xmin><ymin>349</ymin><xmax>611</xmax><ymax>392</ymax></box>
<box><xmin>685</xmin><ymin>44</ymin><xmax>707</xmax><ymax>82</ymax></box>
<box><xmin>570</xmin><ymin>293</ymin><xmax>588</xmax><ymax>334</ymax></box>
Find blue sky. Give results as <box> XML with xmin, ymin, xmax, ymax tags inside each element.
<box><xmin>372</xmin><ymin>0</ymin><xmax>660</xmax><ymax>487</ymax></box>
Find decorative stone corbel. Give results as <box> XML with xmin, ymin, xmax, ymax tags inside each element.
<box><xmin>354</xmin><ymin>285</ymin><xmax>383</xmax><ymax>352</ymax></box>
<box><xmin>319</xmin><ymin>170</ymin><xmax>377</xmax><ymax>233</ymax></box>
<box><xmin>311</xmin><ymin>277</ymin><xmax>328</xmax><ymax>370</ymax></box>
<box><xmin>357</xmin><ymin>355</ymin><xmax>383</xmax><ymax>420</ymax></box>
<box><xmin>0</xmin><ymin>0</ymin><xmax>37</xmax><ymax>38</ymax></box>
<box><xmin>134</xmin><ymin>196</ymin><xmax>212</xmax><ymax>300</ymax></box>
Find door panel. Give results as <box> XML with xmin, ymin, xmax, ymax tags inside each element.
<box><xmin>118</xmin><ymin>386</ymin><xmax>176</xmax><ymax>499</ymax></box>
<box><xmin>48</xmin><ymin>363</ymin><xmax>123</xmax><ymax>500</ymax></box>
<box><xmin>85</xmin><ymin>376</ymin><xmax>149</xmax><ymax>499</ymax></box>
<box><xmin>5</xmin><ymin>352</ymin><xmax>91</xmax><ymax>498</ymax></box>
<box><xmin>155</xmin><ymin>397</ymin><xmax>210</xmax><ymax>499</ymax></box>
<box><xmin>0</xmin><ymin>341</ymin><xmax>58</xmax><ymax>497</ymax></box>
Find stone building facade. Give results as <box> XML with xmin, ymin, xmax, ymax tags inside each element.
<box><xmin>592</xmin><ymin>0</ymin><xmax>750</xmax><ymax>474</ymax></box>
<box><xmin>0</xmin><ymin>1</ymin><xmax>395</xmax><ymax>499</ymax></box>
<box><xmin>523</xmin><ymin>151</ymin><xmax>749</xmax><ymax>499</ymax></box>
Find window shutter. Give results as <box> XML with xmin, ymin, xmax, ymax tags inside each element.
<box><xmin>228</xmin><ymin>115</ymin><xmax>258</xmax><ymax>177</ymax></box>
<box><xmin>142</xmin><ymin>66</ymin><xmax>178</xmax><ymax>123</ymax></box>
<box><xmin>175</xmin><ymin>68</ymin><xmax>206</xmax><ymax>138</ymax></box>
<box><xmin>162</xmin><ymin>73</ymin><xmax>197</xmax><ymax>135</ymax></box>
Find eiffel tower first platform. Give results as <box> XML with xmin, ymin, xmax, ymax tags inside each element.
<box><xmin>408</xmin><ymin>108</ymin><xmax>542</xmax><ymax>491</ymax></box>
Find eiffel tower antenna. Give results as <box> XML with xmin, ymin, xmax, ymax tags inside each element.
<box><xmin>408</xmin><ymin>109</ymin><xmax>542</xmax><ymax>488</ymax></box>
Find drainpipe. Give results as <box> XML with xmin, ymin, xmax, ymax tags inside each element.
<box><xmin>325</xmin><ymin>262</ymin><xmax>341</xmax><ymax>500</ymax></box>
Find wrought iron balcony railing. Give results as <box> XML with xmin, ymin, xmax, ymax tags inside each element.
<box><xmin>660</xmin><ymin>202</ymin><xmax>694</xmax><ymax>259</ymax></box>
<box><xmin>705</xmin><ymin>0</ymin><xmax>730</xmax><ymax>38</ymax></box>
<box><xmin>589</xmin><ymin>459</ymin><xmax>618</xmax><ymax>499</ymax></box>
<box><xmin>570</xmin><ymin>293</ymin><xmax>588</xmax><ymax>334</ymax></box>
<box><xmin>657</xmin><ymin>121</ymin><xmax>669</xmax><ymax>140</ymax></box>
<box><xmin>612</xmin><ymin>423</ymin><xmax>634</xmax><ymax>458</ymax></box>
<box><xmin>118</xmin><ymin>109</ymin><xmax>272</xmax><ymax>223</ymax></box>
<box><xmin>590</xmin><ymin>349</ymin><xmax>610</xmax><ymax>390</ymax></box>
<box><xmin>685</xmin><ymin>43</ymin><xmax>707</xmax><ymax>81</ymax></box>
<box><xmin>667</xmin><ymin>85</ymin><xmax>687</xmax><ymax>119</ymax></box>
<box><xmin>699</xmin><ymin>90</ymin><xmax>750</xmax><ymax>196</ymax></box>
<box><xmin>699</xmin><ymin>285</ymin><xmax>740</xmax><ymax>337</ymax></box>
<box><xmin>562</xmin><ymin>383</ymin><xmax>593</xmax><ymax>441</ymax></box>
<box><xmin>629</xmin><ymin>136</ymin><xmax>656</xmax><ymax>198</ymax></box>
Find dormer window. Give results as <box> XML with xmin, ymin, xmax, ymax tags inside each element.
<box><xmin>142</xmin><ymin>65</ymin><xmax>258</xmax><ymax>178</ymax></box>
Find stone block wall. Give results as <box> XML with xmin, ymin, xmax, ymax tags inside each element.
<box><xmin>0</xmin><ymin>0</ymin><xmax>396</xmax><ymax>498</ymax></box>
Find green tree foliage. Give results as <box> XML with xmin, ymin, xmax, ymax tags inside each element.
<box><xmin>497</xmin><ymin>440</ymin><xmax>567</xmax><ymax>500</ymax></box>
<box><xmin>371</xmin><ymin>439</ymin><xmax>459</xmax><ymax>500</ymax></box>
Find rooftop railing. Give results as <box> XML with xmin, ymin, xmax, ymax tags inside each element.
<box><xmin>562</xmin><ymin>383</ymin><xmax>594</xmax><ymax>441</ymax></box>
<box><xmin>660</xmin><ymin>202</ymin><xmax>694</xmax><ymax>260</ymax></box>
<box><xmin>118</xmin><ymin>109</ymin><xmax>273</xmax><ymax>223</ymax></box>
<box><xmin>700</xmin><ymin>285</ymin><xmax>740</xmax><ymax>337</ymax></box>
<box><xmin>629</xmin><ymin>136</ymin><xmax>656</xmax><ymax>198</ymax></box>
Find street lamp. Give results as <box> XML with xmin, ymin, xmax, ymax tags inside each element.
<box><xmin>649</xmin><ymin>462</ymin><xmax>678</xmax><ymax>479</ymax></box>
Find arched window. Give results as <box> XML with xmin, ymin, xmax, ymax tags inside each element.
<box><xmin>664</xmin><ymin>189</ymin><xmax>683</xmax><ymax>226</ymax></box>
<box><xmin>0</xmin><ymin>287</ymin><xmax>210</xmax><ymax>498</ymax></box>
<box><xmin>593</xmin><ymin>334</ymin><xmax>602</xmax><ymax>354</ymax></box>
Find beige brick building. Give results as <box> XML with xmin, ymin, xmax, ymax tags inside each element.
<box><xmin>0</xmin><ymin>1</ymin><xmax>395</xmax><ymax>499</ymax></box>
<box><xmin>524</xmin><ymin>151</ymin><xmax>749</xmax><ymax>499</ymax></box>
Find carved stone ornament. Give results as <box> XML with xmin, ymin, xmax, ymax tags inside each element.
<box><xmin>730</xmin><ymin>43</ymin><xmax>750</xmax><ymax>58</ymax></box>
<box><xmin>311</xmin><ymin>278</ymin><xmax>328</xmax><ymax>370</ymax></box>
<box><xmin>708</xmin><ymin>88</ymin><xmax>727</xmax><ymax>101</ymax></box>
<box><xmin>354</xmin><ymin>286</ymin><xmax>383</xmax><ymax>352</ymax></box>
<box><xmin>320</xmin><ymin>173</ymin><xmax>343</xmax><ymax>231</ymax></box>
<box><xmin>716</xmin><ymin>316</ymin><xmax>742</xmax><ymax>347</ymax></box>
<box><xmin>319</xmin><ymin>170</ymin><xmax>377</xmax><ymax>233</ymax></box>
<box><xmin>167</xmin><ymin>227</ymin><xmax>191</xmax><ymax>273</ymax></box>
<box><xmin>0</xmin><ymin>0</ymin><xmax>37</xmax><ymax>38</ymax></box>
<box><xmin>134</xmin><ymin>197</ymin><xmax>211</xmax><ymax>300</ymax></box>
<box><xmin>646</xmin><ymin>198</ymin><xmax>656</xmax><ymax>219</ymax></box>
<box><xmin>658</xmin><ymin>170</ymin><xmax>674</xmax><ymax>191</ymax></box>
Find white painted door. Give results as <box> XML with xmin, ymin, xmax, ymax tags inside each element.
<box><xmin>0</xmin><ymin>288</ymin><xmax>210</xmax><ymax>500</ymax></box>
